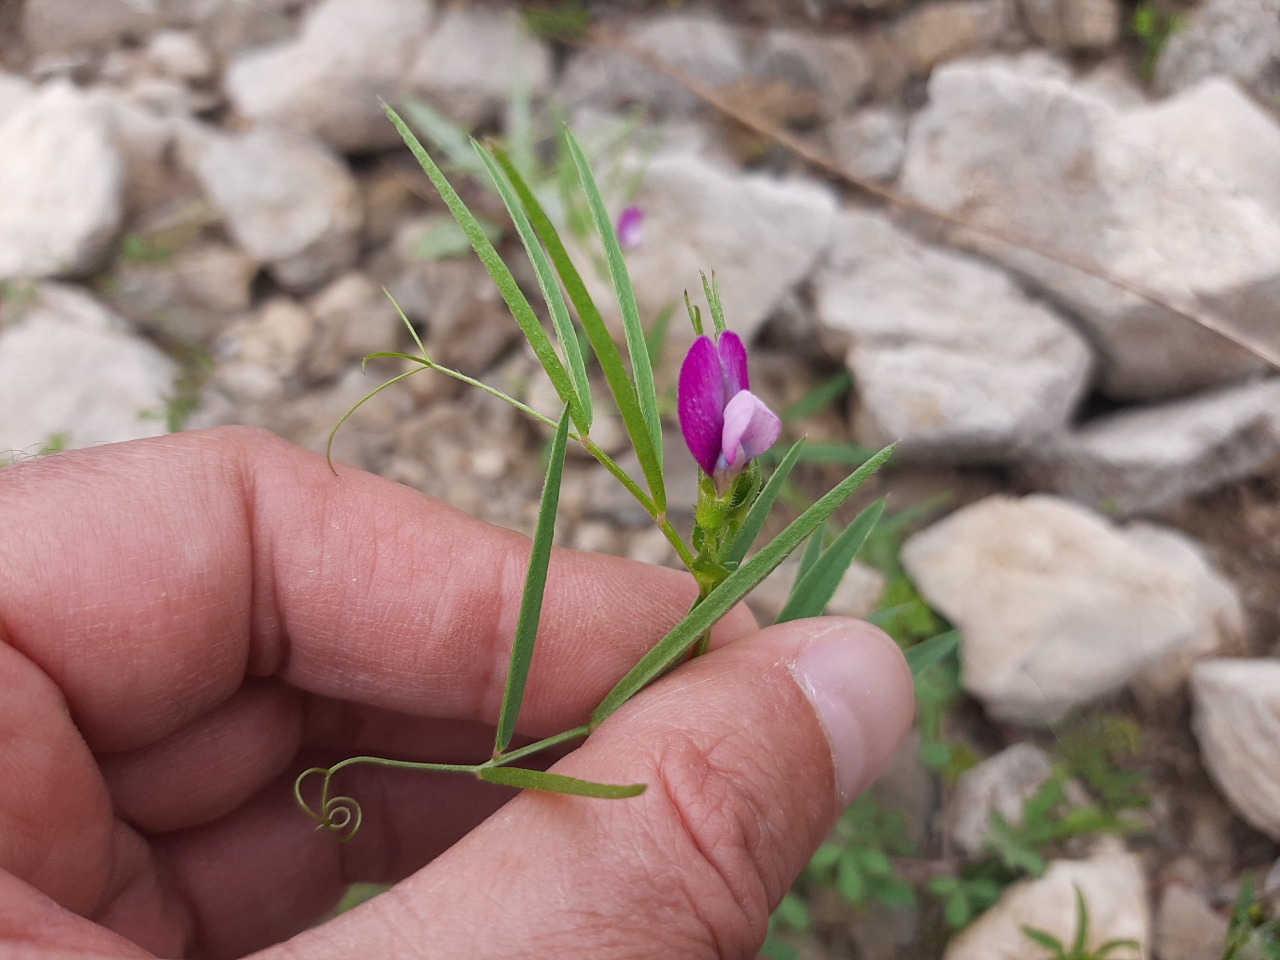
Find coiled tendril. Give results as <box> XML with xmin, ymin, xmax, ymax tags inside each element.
<box><xmin>294</xmin><ymin>766</ymin><xmax>363</xmax><ymax>842</ymax></box>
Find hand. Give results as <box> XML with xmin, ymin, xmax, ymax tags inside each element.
<box><xmin>0</xmin><ymin>426</ymin><xmax>913</xmax><ymax>960</ymax></box>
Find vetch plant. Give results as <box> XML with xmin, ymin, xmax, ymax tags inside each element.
<box><xmin>295</xmin><ymin>102</ymin><xmax>944</xmax><ymax>838</ymax></box>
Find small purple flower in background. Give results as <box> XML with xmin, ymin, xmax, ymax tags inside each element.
<box><xmin>615</xmin><ymin>205</ymin><xmax>645</xmax><ymax>250</ymax></box>
<box><xmin>678</xmin><ymin>330</ymin><xmax>781</xmax><ymax>491</ymax></box>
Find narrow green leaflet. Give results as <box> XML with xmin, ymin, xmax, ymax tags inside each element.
<box><xmin>700</xmin><ymin>271</ymin><xmax>727</xmax><ymax>336</ymax></box>
<box><xmin>563</xmin><ymin>129</ymin><xmax>663</xmax><ymax>480</ymax></box>
<box><xmin>383</xmin><ymin>104</ymin><xmax>589</xmax><ymax>434</ymax></box>
<box><xmin>592</xmin><ymin>444</ymin><xmax>896</xmax><ymax>726</ymax></box>
<box><xmin>795</xmin><ymin>520</ymin><xmax>827</xmax><ymax>582</ymax></box>
<box><xmin>721</xmin><ymin>438</ymin><xmax>805</xmax><ymax>568</ymax></box>
<box><xmin>491</xmin><ymin>146</ymin><xmax>666</xmax><ymax>512</ymax></box>
<box><xmin>479</xmin><ymin>765</ymin><xmax>646</xmax><ymax>799</ymax></box>
<box><xmin>904</xmin><ymin>630</ymin><xmax>959</xmax><ymax>678</ymax></box>
<box><xmin>495</xmin><ymin>413</ymin><xmax>571</xmax><ymax>755</ymax></box>
<box><xmin>474</xmin><ymin>141</ymin><xmax>592</xmax><ymax>429</ymax></box>
<box><xmin>776</xmin><ymin>499</ymin><xmax>886</xmax><ymax>623</ymax></box>
<box><xmin>399</xmin><ymin>97</ymin><xmax>485</xmax><ymax>176</ymax></box>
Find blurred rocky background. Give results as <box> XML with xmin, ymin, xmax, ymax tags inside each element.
<box><xmin>1</xmin><ymin>0</ymin><xmax>1279</xmax><ymax>957</ymax></box>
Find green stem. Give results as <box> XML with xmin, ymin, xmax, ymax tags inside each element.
<box><xmin>577</xmin><ymin>437</ymin><xmax>695</xmax><ymax>569</ymax></box>
<box><xmin>402</xmin><ymin>357</ymin><xmax>696</xmax><ymax>570</ymax></box>
<box><xmin>327</xmin><ymin>755</ymin><xmax>482</xmax><ymax>777</ymax></box>
<box><xmin>494</xmin><ymin>723</ymin><xmax>592</xmax><ymax>765</ymax></box>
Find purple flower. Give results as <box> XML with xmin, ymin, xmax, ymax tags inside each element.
<box><xmin>616</xmin><ymin>205</ymin><xmax>645</xmax><ymax>250</ymax></box>
<box><xmin>677</xmin><ymin>331</ymin><xmax>781</xmax><ymax>489</ymax></box>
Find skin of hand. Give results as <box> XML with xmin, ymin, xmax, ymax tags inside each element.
<box><xmin>0</xmin><ymin>426</ymin><xmax>914</xmax><ymax>960</ymax></box>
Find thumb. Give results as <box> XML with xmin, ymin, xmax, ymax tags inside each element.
<box><xmin>277</xmin><ymin>617</ymin><xmax>914</xmax><ymax>960</ymax></box>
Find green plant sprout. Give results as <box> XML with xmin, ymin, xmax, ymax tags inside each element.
<box><xmin>807</xmin><ymin>794</ymin><xmax>917</xmax><ymax>910</ymax></box>
<box><xmin>929</xmin><ymin>865</ymin><xmax>1011</xmax><ymax>929</ymax></box>
<box><xmin>294</xmin><ymin>103</ymin><xmax>959</xmax><ymax>837</ymax></box>
<box><xmin>1054</xmin><ymin>713</ymin><xmax>1149</xmax><ymax>816</ymax></box>
<box><xmin>985</xmin><ymin>769</ymin><xmax>1132</xmax><ymax>878</ymax></box>
<box><xmin>1222</xmin><ymin>879</ymin><xmax>1280</xmax><ymax>960</ymax></box>
<box><xmin>1131</xmin><ymin>0</ymin><xmax>1188</xmax><ymax>80</ymax></box>
<box><xmin>522</xmin><ymin>0</ymin><xmax>593</xmax><ymax>43</ymax></box>
<box><xmin>1021</xmin><ymin>885</ymin><xmax>1140</xmax><ymax>959</ymax></box>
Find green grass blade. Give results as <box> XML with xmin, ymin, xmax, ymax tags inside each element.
<box><xmin>591</xmin><ymin>444</ymin><xmax>896</xmax><ymax>727</ymax></box>
<box><xmin>474</xmin><ymin>141</ymin><xmax>592</xmax><ymax>429</ymax></box>
<box><xmin>904</xmin><ymin>630</ymin><xmax>959</xmax><ymax>678</ymax></box>
<box><xmin>495</xmin><ymin>413</ymin><xmax>571</xmax><ymax>755</ymax></box>
<box><xmin>479</xmin><ymin>765</ymin><xmax>646</xmax><ymax>798</ymax></box>
<box><xmin>721</xmin><ymin>438</ymin><xmax>805</xmax><ymax>568</ymax></box>
<box><xmin>645</xmin><ymin>300</ymin><xmax>676</xmax><ymax>369</ymax></box>
<box><xmin>384</xmin><ymin>103</ymin><xmax>588</xmax><ymax>433</ymax></box>
<box><xmin>795</xmin><ymin>520</ymin><xmax>827</xmax><ymax>581</ymax></box>
<box><xmin>781</xmin><ymin>370</ymin><xmax>853</xmax><ymax>424</ymax></box>
<box><xmin>490</xmin><ymin>145</ymin><xmax>666</xmax><ymax>511</ymax></box>
<box><xmin>563</xmin><ymin>129</ymin><xmax>663</xmax><ymax>480</ymax></box>
<box><xmin>792</xmin><ymin>443</ymin><xmax>877</xmax><ymax>466</ymax></box>
<box><xmin>504</xmin><ymin>39</ymin><xmax>536</xmax><ymax>182</ymax></box>
<box><xmin>776</xmin><ymin>499</ymin><xmax>886</xmax><ymax>624</ymax></box>
<box><xmin>399</xmin><ymin>96</ymin><xmax>485</xmax><ymax>175</ymax></box>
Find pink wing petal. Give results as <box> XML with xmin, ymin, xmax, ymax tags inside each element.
<box><xmin>717</xmin><ymin>330</ymin><xmax>749</xmax><ymax>396</ymax></box>
<box><xmin>616</xmin><ymin>206</ymin><xmax>645</xmax><ymax>249</ymax></box>
<box><xmin>720</xmin><ymin>389</ymin><xmax>782</xmax><ymax>468</ymax></box>
<box><xmin>678</xmin><ymin>335</ymin><xmax>727</xmax><ymax>476</ymax></box>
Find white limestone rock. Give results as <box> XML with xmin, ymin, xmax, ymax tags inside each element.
<box><xmin>814</xmin><ymin>209</ymin><xmax>1092</xmax><ymax>462</ymax></box>
<box><xmin>1019</xmin><ymin>0</ymin><xmax>1121</xmax><ymax>50</ymax></box>
<box><xmin>1128</xmin><ymin>77</ymin><xmax>1280</xmax><ymax>223</ymax></box>
<box><xmin>184</xmin><ymin>125</ymin><xmax>362</xmax><ymax>291</ymax></box>
<box><xmin>890</xmin><ymin>0</ymin><xmax>1012</xmax><ymax>73</ymax></box>
<box><xmin>303</xmin><ymin>272</ymin><xmax>401</xmax><ymax>381</ymax></box>
<box><xmin>944</xmin><ymin>841</ymin><xmax>1148</xmax><ymax>960</ymax></box>
<box><xmin>144</xmin><ymin>29</ymin><xmax>216</xmax><ymax>82</ymax></box>
<box><xmin>580</xmin><ymin>152</ymin><xmax>836</xmax><ymax>346</ymax></box>
<box><xmin>407</xmin><ymin>3</ymin><xmax>552</xmax><ymax>129</ymax></box>
<box><xmin>1191</xmin><ymin>658</ymin><xmax>1280</xmax><ymax>841</ymax></box>
<box><xmin>0</xmin><ymin>83</ymin><xmax>124</xmax><ymax>280</ymax></box>
<box><xmin>944</xmin><ymin>743</ymin><xmax>1056</xmax><ymax>859</ymax></box>
<box><xmin>558</xmin><ymin>13</ymin><xmax>747</xmax><ymax>115</ymax></box>
<box><xmin>1125</xmin><ymin>524</ymin><xmax>1245</xmax><ymax>711</ymax></box>
<box><xmin>22</xmin><ymin>0</ymin><xmax>158</xmax><ymax>56</ymax></box>
<box><xmin>1154</xmin><ymin>884</ymin><xmax>1230</xmax><ymax>960</ymax></box>
<box><xmin>213</xmin><ymin>296</ymin><xmax>316</xmax><ymax>401</ymax></box>
<box><xmin>901</xmin><ymin>58</ymin><xmax>1279</xmax><ymax>399</ymax></box>
<box><xmin>1023</xmin><ymin>378</ymin><xmax>1280</xmax><ymax>515</ymax></box>
<box><xmin>902</xmin><ymin>495</ymin><xmax>1235</xmax><ymax>725</ymax></box>
<box><xmin>0</xmin><ymin>72</ymin><xmax>34</xmax><ymax>125</ymax></box>
<box><xmin>0</xmin><ymin>283</ymin><xmax>175</xmax><ymax>452</ymax></box>
<box><xmin>749</xmin><ymin>29</ymin><xmax>874</xmax><ymax>123</ymax></box>
<box><xmin>225</xmin><ymin>0</ymin><xmax>434</xmax><ymax>153</ymax></box>
<box><xmin>830</xmin><ymin>108</ymin><xmax>907</xmax><ymax>183</ymax></box>
<box><xmin>1155</xmin><ymin>0</ymin><xmax>1280</xmax><ymax>108</ymax></box>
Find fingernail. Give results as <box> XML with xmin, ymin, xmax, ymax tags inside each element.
<box><xmin>790</xmin><ymin>628</ymin><xmax>878</xmax><ymax>804</ymax></box>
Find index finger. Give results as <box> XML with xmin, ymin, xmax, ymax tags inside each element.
<box><xmin>0</xmin><ymin>426</ymin><xmax>752</xmax><ymax>753</ymax></box>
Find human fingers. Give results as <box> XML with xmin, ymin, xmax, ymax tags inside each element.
<box><xmin>260</xmin><ymin>618</ymin><xmax>914</xmax><ymax>960</ymax></box>
<box><xmin>0</xmin><ymin>425</ymin><xmax>753</xmax><ymax>755</ymax></box>
<box><xmin>0</xmin><ymin>426</ymin><xmax>752</xmax><ymax>950</ymax></box>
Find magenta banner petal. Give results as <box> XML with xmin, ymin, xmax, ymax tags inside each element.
<box><xmin>678</xmin><ymin>335</ymin><xmax>727</xmax><ymax>476</ymax></box>
<box><xmin>717</xmin><ymin>330</ymin><xmax>749</xmax><ymax>396</ymax></box>
<box><xmin>720</xmin><ymin>390</ymin><xmax>782</xmax><ymax>469</ymax></box>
